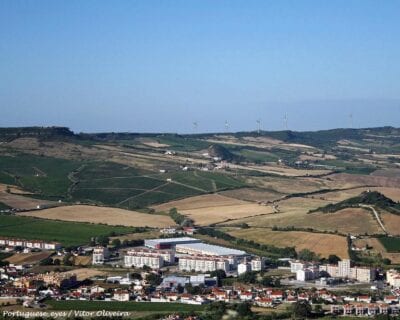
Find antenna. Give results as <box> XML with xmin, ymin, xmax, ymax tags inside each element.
<box><xmin>284</xmin><ymin>113</ymin><xmax>288</xmax><ymax>130</ymax></box>
<box><xmin>224</xmin><ymin>120</ymin><xmax>229</xmax><ymax>133</ymax></box>
<box><xmin>193</xmin><ymin>121</ymin><xmax>198</xmax><ymax>133</ymax></box>
<box><xmin>349</xmin><ymin>114</ymin><xmax>353</xmax><ymax>128</ymax></box>
<box><xmin>256</xmin><ymin>119</ymin><xmax>262</xmax><ymax>134</ymax></box>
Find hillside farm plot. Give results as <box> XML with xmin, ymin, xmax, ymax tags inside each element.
<box><xmin>0</xmin><ymin>215</ymin><xmax>132</xmax><ymax>247</ymax></box>
<box><xmin>0</xmin><ymin>190</ymin><xmax>56</xmax><ymax>210</ymax></box>
<box><xmin>0</xmin><ymin>154</ymin><xmax>80</xmax><ymax>198</ymax></box>
<box><xmin>220</xmin><ymin>187</ymin><xmax>284</xmax><ymax>202</ymax></box>
<box><xmin>244</xmin><ymin>175</ymin><xmax>330</xmax><ymax>195</ymax></box>
<box><xmin>18</xmin><ymin>205</ymin><xmax>175</xmax><ymax>228</ymax></box>
<box><xmin>153</xmin><ymin>194</ymin><xmax>275</xmax><ymax>225</ymax></box>
<box><xmin>381</xmin><ymin>213</ymin><xmax>400</xmax><ymax>236</ymax></box>
<box><xmin>298</xmin><ymin>208</ymin><xmax>383</xmax><ymax>235</ymax></box>
<box><xmin>224</xmin><ymin>197</ymin><xmax>383</xmax><ymax>235</ymax></box>
<box><xmin>354</xmin><ymin>238</ymin><xmax>400</xmax><ymax>264</ymax></box>
<box><xmin>379</xmin><ymin>237</ymin><xmax>400</xmax><ymax>253</ymax></box>
<box><xmin>72</xmin><ymin>161</ymin><xmax>244</xmax><ymax>209</ymax></box>
<box><xmin>222</xmin><ymin>197</ymin><xmax>332</xmax><ymax>228</ymax></box>
<box><xmin>228</xmin><ymin>228</ymin><xmax>349</xmax><ymax>259</ymax></box>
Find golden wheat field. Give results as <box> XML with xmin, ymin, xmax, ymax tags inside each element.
<box><xmin>228</xmin><ymin>228</ymin><xmax>349</xmax><ymax>259</ymax></box>
<box><xmin>18</xmin><ymin>205</ymin><xmax>175</xmax><ymax>228</ymax></box>
<box><xmin>153</xmin><ymin>193</ymin><xmax>276</xmax><ymax>225</ymax></box>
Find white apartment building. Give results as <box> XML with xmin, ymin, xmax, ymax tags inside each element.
<box><xmin>0</xmin><ymin>237</ymin><xmax>62</xmax><ymax>250</ymax></box>
<box><xmin>238</xmin><ymin>263</ymin><xmax>250</xmax><ymax>275</ymax></box>
<box><xmin>179</xmin><ymin>255</ymin><xmax>230</xmax><ymax>273</ymax></box>
<box><xmin>124</xmin><ymin>248</ymin><xmax>175</xmax><ymax>269</ymax></box>
<box><xmin>319</xmin><ymin>259</ymin><xmax>375</xmax><ymax>283</ymax></box>
<box><xmin>251</xmin><ymin>257</ymin><xmax>265</xmax><ymax>272</ymax></box>
<box><xmin>92</xmin><ymin>246</ymin><xmax>110</xmax><ymax>265</ymax></box>
<box><xmin>296</xmin><ymin>266</ymin><xmax>320</xmax><ymax>281</ymax></box>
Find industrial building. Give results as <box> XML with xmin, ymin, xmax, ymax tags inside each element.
<box><xmin>144</xmin><ymin>237</ymin><xmax>201</xmax><ymax>250</ymax></box>
<box><xmin>175</xmin><ymin>242</ymin><xmax>246</xmax><ymax>257</ymax></box>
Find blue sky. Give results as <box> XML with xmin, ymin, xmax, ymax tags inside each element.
<box><xmin>1</xmin><ymin>0</ymin><xmax>399</xmax><ymax>133</ymax></box>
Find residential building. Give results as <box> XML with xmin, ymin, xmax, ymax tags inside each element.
<box><xmin>179</xmin><ymin>255</ymin><xmax>230</xmax><ymax>272</ymax></box>
<box><xmin>92</xmin><ymin>246</ymin><xmax>110</xmax><ymax>265</ymax></box>
<box><xmin>124</xmin><ymin>248</ymin><xmax>174</xmax><ymax>269</ymax></box>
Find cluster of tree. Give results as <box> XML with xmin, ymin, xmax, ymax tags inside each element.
<box><xmin>310</xmin><ymin>191</ymin><xmax>400</xmax><ymax>215</ymax></box>
<box><xmin>169</xmin><ymin>208</ymin><xmax>194</xmax><ymax>227</ymax></box>
<box><xmin>110</xmin><ymin>238</ymin><xmax>143</xmax><ymax>248</ymax></box>
<box><xmin>145</xmin><ymin>272</ymin><xmax>163</xmax><ymax>286</ymax></box>
<box><xmin>237</xmin><ymin>271</ymin><xmax>281</xmax><ymax>287</ymax></box>
<box><xmin>202</xmin><ymin>301</ymin><xmax>254</xmax><ymax>320</ymax></box>
<box><xmin>198</xmin><ymin>228</ymin><xmax>297</xmax><ymax>258</ymax></box>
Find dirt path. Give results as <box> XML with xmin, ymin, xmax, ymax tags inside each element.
<box><xmin>116</xmin><ymin>182</ymin><xmax>170</xmax><ymax>206</ymax></box>
<box><xmin>359</xmin><ymin>204</ymin><xmax>388</xmax><ymax>234</ymax></box>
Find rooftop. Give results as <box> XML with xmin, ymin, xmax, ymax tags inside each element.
<box><xmin>176</xmin><ymin>242</ymin><xmax>246</xmax><ymax>256</ymax></box>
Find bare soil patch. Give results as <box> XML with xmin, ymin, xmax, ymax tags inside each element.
<box><xmin>5</xmin><ymin>251</ymin><xmax>52</xmax><ymax>265</ymax></box>
<box><xmin>0</xmin><ymin>191</ymin><xmax>55</xmax><ymax>209</ymax></box>
<box><xmin>64</xmin><ymin>268</ymin><xmax>106</xmax><ymax>281</ymax></box>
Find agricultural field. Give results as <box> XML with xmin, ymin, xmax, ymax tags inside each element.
<box><xmin>5</xmin><ymin>251</ymin><xmax>52</xmax><ymax>265</ymax></box>
<box><xmin>381</xmin><ymin>212</ymin><xmax>400</xmax><ymax>236</ymax></box>
<box><xmin>71</xmin><ymin>161</ymin><xmax>244</xmax><ymax>209</ymax></box>
<box><xmin>243</xmin><ymin>175</ymin><xmax>330</xmax><ymax>195</ymax></box>
<box><xmin>354</xmin><ymin>238</ymin><xmax>400</xmax><ymax>264</ymax></box>
<box><xmin>227</xmin><ymin>228</ymin><xmax>349</xmax><ymax>259</ymax></box>
<box><xmin>379</xmin><ymin>237</ymin><xmax>400</xmax><ymax>253</ymax></box>
<box><xmin>18</xmin><ymin>205</ymin><xmax>174</xmax><ymax>228</ymax></box>
<box><xmin>220</xmin><ymin>187</ymin><xmax>284</xmax><ymax>202</ymax></box>
<box><xmin>0</xmin><ymin>189</ymin><xmax>56</xmax><ymax>210</ymax></box>
<box><xmin>153</xmin><ymin>194</ymin><xmax>275</xmax><ymax>225</ymax></box>
<box><xmin>0</xmin><ymin>215</ymin><xmax>132</xmax><ymax>247</ymax></box>
<box><xmin>0</xmin><ymin>153</ymin><xmax>80</xmax><ymax>198</ymax></box>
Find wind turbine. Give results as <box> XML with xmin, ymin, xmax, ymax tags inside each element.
<box><xmin>349</xmin><ymin>113</ymin><xmax>354</xmax><ymax>128</ymax></box>
<box><xmin>193</xmin><ymin>121</ymin><xmax>198</xmax><ymax>133</ymax></box>
<box><xmin>224</xmin><ymin>120</ymin><xmax>230</xmax><ymax>133</ymax></box>
<box><xmin>256</xmin><ymin>119</ymin><xmax>262</xmax><ymax>134</ymax></box>
<box><xmin>284</xmin><ymin>113</ymin><xmax>288</xmax><ymax>130</ymax></box>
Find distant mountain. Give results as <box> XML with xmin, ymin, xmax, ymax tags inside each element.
<box><xmin>0</xmin><ymin>126</ymin><xmax>74</xmax><ymax>141</ymax></box>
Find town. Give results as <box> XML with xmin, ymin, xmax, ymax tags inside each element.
<box><xmin>2</xmin><ymin>230</ymin><xmax>400</xmax><ymax>319</ymax></box>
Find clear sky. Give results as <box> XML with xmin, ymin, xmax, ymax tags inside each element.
<box><xmin>1</xmin><ymin>0</ymin><xmax>399</xmax><ymax>133</ymax></box>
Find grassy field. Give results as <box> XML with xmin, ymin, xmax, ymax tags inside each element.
<box><xmin>0</xmin><ymin>215</ymin><xmax>132</xmax><ymax>247</ymax></box>
<box><xmin>0</xmin><ymin>153</ymin><xmax>80</xmax><ymax>198</ymax></box>
<box><xmin>47</xmin><ymin>300</ymin><xmax>205</xmax><ymax>312</ymax></box>
<box><xmin>228</xmin><ymin>228</ymin><xmax>349</xmax><ymax>259</ymax></box>
<box><xmin>19</xmin><ymin>205</ymin><xmax>175</xmax><ymax>228</ymax></box>
<box><xmin>379</xmin><ymin>237</ymin><xmax>400</xmax><ymax>253</ymax></box>
<box><xmin>72</xmin><ymin>161</ymin><xmax>244</xmax><ymax>209</ymax></box>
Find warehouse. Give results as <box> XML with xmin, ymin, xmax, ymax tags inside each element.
<box><xmin>175</xmin><ymin>243</ymin><xmax>246</xmax><ymax>257</ymax></box>
<box><xmin>144</xmin><ymin>237</ymin><xmax>201</xmax><ymax>249</ymax></box>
